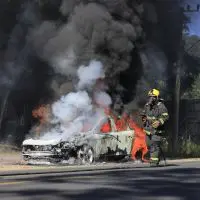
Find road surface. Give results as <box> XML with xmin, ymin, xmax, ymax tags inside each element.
<box><xmin>0</xmin><ymin>161</ymin><xmax>200</xmax><ymax>200</ymax></box>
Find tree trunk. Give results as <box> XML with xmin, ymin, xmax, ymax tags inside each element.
<box><xmin>173</xmin><ymin>58</ymin><xmax>181</xmax><ymax>155</ymax></box>
<box><xmin>0</xmin><ymin>91</ymin><xmax>10</xmax><ymax>135</ymax></box>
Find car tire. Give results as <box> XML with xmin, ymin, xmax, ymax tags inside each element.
<box><xmin>77</xmin><ymin>145</ymin><xmax>94</xmax><ymax>165</ymax></box>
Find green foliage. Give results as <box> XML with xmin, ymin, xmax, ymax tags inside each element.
<box><xmin>182</xmin><ymin>73</ymin><xmax>200</xmax><ymax>99</ymax></box>
<box><xmin>163</xmin><ymin>137</ymin><xmax>200</xmax><ymax>158</ymax></box>
<box><xmin>180</xmin><ymin>35</ymin><xmax>200</xmax><ymax>98</ymax></box>
<box><xmin>179</xmin><ymin>139</ymin><xmax>200</xmax><ymax>157</ymax></box>
<box><xmin>190</xmin><ymin>74</ymin><xmax>200</xmax><ymax>98</ymax></box>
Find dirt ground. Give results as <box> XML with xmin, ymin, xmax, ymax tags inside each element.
<box><xmin>0</xmin><ymin>143</ymin><xmax>32</xmax><ymax>171</ymax></box>
<box><xmin>0</xmin><ymin>151</ymin><xmax>38</xmax><ymax>171</ymax></box>
<box><xmin>0</xmin><ymin>151</ymin><xmax>22</xmax><ymax>165</ymax></box>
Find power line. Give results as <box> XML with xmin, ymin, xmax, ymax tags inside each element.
<box><xmin>186</xmin><ymin>39</ymin><xmax>200</xmax><ymax>52</ymax></box>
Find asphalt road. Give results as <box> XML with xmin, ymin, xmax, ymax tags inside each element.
<box><xmin>0</xmin><ymin>161</ymin><xmax>200</xmax><ymax>200</ymax></box>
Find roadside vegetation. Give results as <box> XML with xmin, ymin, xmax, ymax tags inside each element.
<box><xmin>162</xmin><ymin>136</ymin><xmax>200</xmax><ymax>158</ymax></box>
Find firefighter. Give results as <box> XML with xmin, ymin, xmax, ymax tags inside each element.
<box><xmin>142</xmin><ymin>89</ymin><xmax>169</xmax><ymax>166</ymax></box>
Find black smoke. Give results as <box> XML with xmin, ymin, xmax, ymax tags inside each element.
<box><xmin>30</xmin><ymin>1</ymin><xmax>144</xmax><ymax>91</ymax></box>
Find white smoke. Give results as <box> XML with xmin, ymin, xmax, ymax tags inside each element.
<box><xmin>77</xmin><ymin>60</ymin><xmax>105</xmax><ymax>90</ymax></box>
<box><xmin>52</xmin><ymin>91</ymin><xmax>92</xmax><ymax>123</ymax></box>
<box><xmin>38</xmin><ymin>60</ymin><xmax>112</xmax><ymax>141</ymax></box>
<box><xmin>93</xmin><ymin>91</ymin><xmax>112</xmax><ymax>108</ymax></box>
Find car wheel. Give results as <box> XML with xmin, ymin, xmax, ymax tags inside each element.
<box><xmin>77</xmin><ymin>145</ymin><xmax>94</xmax><ymax>165</ymax></box>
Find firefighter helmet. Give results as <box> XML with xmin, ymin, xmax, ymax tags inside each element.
<box><xmin>148</xmin><ymin>89</ymin><xmax>160</xmax><ymax>97</ymax></box>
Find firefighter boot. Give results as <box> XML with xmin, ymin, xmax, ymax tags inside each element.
<box><xmin>149</xmin><ymin>142</ymin><xmax>160</xmax><ymax>167</ymax></box>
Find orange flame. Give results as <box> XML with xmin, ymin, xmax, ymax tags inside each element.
<box><xmin>32</xmin><ymin>104</ymin><xmax>50</xmax><ymax>135</ymax></box>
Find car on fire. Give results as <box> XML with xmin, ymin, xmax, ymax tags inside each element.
<box><xmin>22</xmin><ymin>119</ymin><xmax>135</xmax><ymax>165</ymax></box>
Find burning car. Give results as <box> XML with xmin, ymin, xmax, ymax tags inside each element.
<box><xmin>22</xmin><ymin>120</ymin><xmax>135</xmax><ymax>165</ymax></box>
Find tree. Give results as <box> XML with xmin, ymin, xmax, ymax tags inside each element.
<box><xmin>184</xmin><ymin>35</ymin><xmax>200</xmax><ymax>59</ymax></box>
<box><xmin>182</xmin><ymin>74</ymin><xmax>200</xmax><ymax>99</ymax></box>
<box><xmin>181</xmin><ymin>34</ymin><xmax>200</xmax><ymax>99</ymax></box>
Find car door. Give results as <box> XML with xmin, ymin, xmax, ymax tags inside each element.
<box><xmin>110</xmin><ymin>130</ymin><xmax>134</xmax><ymax>155</ymax></box>
<box><xmin>99</xmin><ymin>133</ymin><xmax>120</xmax><ymax>155</ymax></box>
<box><xmin>98</xmin><ymin>117</ymin><xmax>120</xmax><ymax>155</ymax></box>
<box><xmin>124</xmin><ymin>130</ymin><xmax>135</xmax><ymax>155</ymax></box>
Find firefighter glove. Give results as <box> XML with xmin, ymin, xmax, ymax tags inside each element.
<box><xmin>152</xmin><ymin>120</ymin><xmax>160</xmax><ymax>128</ymax></box>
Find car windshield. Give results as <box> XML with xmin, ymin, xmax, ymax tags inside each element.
<box><xmin>81</xmin><ymin>117</ymin><xmax>107</xmax><ymax>134</ymax></box>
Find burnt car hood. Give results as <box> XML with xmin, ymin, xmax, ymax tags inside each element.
<box><xmin>22</xmin><ymin>132</ymin><xmax>92</xmax><ymax>146</ymax></box>
<box><xmin>22</xmin><ymin>118</ymin><xmax>108</xmax><ymax>147</ymax></box>
<box><xmin>22</xmin><ymin>138</ymin><xmax>62</xmax><ymax>146</ymax></box>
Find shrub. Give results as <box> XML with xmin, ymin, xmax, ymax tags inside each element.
<box><xmin>162</xmin><ymin>137</ymin><xmax>200</xmax><ymax>158</ymax></box>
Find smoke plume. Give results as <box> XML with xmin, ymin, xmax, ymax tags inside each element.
<box><xmin>30</xmin><ymin>1</ymin><xmax>144</xmax><ymax>92</ymax></box>
<box><xmin>33</xmin><ymin>60</ymin><xmax>111</xmax><ymax>141</ymax></box>
<box><xmin>135</xmin><ymin>44</ymin><xmax>168</xmax><ymax>104</ymax></box>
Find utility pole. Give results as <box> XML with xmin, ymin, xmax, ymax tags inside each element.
<box><xmin>172</xmin><ymin>3</ymin><xmax>199</xmax><ymax>155</ymax></box>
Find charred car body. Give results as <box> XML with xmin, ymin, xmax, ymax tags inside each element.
<box><xmin>22</xmin><ymin>120</ymin><xmax>135</xmax><ymax>165</ymax></box>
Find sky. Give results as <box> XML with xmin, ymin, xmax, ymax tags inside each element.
<box><xmin>188</xmin><ymin>12</ymin><xmax>200</xmax><ymax>36</ymax></box>
<box><xmin>185</xmin><ymin>0</ymin><xmax>200</xmax><ymax>36</ymax></box>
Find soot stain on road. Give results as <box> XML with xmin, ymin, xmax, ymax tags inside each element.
<box><xmin>0</xmin><ymin>166</ymin><xmax>200</xmax><ymax>199</ymax></box>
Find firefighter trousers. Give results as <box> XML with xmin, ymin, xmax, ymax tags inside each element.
<box><xmin>146</xmin><ymin>134</ymin><xmax>162</xmax><ymax>164</ymax></box>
